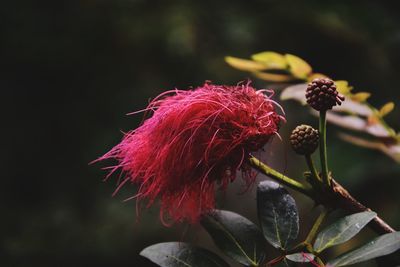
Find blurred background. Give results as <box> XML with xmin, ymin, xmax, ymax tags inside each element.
<box><xmin>2</xmin><ymin>0</ymin><xmax>400</xmax><ymax>266</ymax></box>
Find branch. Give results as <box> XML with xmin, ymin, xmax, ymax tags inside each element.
<box><xmin>249</xmin><ymin>156</ymin><xmax>396</xmax><ymax>235</ymax></box>
<box><xmin>330</xmin><ymin>179</ymin><xmax>395</xmax><ymax>234</ymax></box>
<box><xmin>305</xmin><ymin>208</ymin><xmax>329</xmax><ymax>244</ymax></box>
<box><xmin>249</xmin><ymin>156</ymin><xmax>314</xmax><ymax>197</ymax></box>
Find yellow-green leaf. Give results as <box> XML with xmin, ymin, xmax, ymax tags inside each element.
<box><xmin>379</xmin><ymin>102</ymin><xmax>395</xmax><ymax>117</ymax></box>
<box><xmin>335</xmin><ymin>80</ymin><xmax>353</xmax><ymax>95</ymax></box>
<box><xmin>225</xmin><ymin>56</ymin><xmax>268</xmax><ymax>72</ymax></box>
<box><xmin>251</xmin><ymin>51</ymin><xmax>287</xmax><ymax>69</ymax></box>
<box><xmin>284</xmin><ymin>54</ymin><xmax>312</xmax><ymax>79</ymax></box>
<box><xmin>253</xmin><ymin>71</ymin><xmax>294</xmax><ymax>82</ymax></box>
<box><xmin>350</xmin><ymin>92</ymin><xmax>371</xmax><ymax>102</ymax></box>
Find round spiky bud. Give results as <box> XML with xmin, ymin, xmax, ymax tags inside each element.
<box><xmin>290</xmin><ymin>124</ymin><xmax>319</xmax><ymax>155</ymax></box>
<box><xmin>306</xmin><ymin>78</ymin><xmax>345</xmax><ymax>111</ymax></box>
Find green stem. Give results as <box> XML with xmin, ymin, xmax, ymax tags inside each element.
<box><xmin>319</xmin><ymin>110</ymin><xmax>330</xmax><ymax>186</ymax></box>
<box><xmin>305</xmin><ymin>208</ymin><xmax>329</xmax><ymax>245</ymax></box>
<box><xmin>305</xmin><ymin>154</ymin><xmax>321</xmax><ymax>183</ymax></box>
<box><xmin>249</xmin><ymin>156</ymin><xmax>313</xmax><ymax>197</ymax></box>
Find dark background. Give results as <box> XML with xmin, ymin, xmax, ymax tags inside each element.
<box><xmin>2</xmin><ymin>0</ymin><xmax>400</xmax><ymax>266</ymax></box>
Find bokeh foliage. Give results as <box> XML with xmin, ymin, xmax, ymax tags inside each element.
<box><xmin>2</xmin><ymin>0</ymin><xmax>400</xmax><ymax>266</ymax></box>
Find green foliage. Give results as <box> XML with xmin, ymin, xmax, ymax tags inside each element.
<box><xmin>140</xmin><ymin>52</ymin><xmax>399</xmax><ymax>266</ymax></box>
<box><xmin>313</xmin><ymin>211</ymin><xmax>377</xmax><ymax>253</ymax></box>
<box><xmin>141</xmin><ymin>194</ymin><xmax>399</xmax><ymax>267</ymax></box>
<box><xmin>379</xmin><ymin>102</ymin><xmax>395</xmax><ymax>118</ymax></box>
<box><xmin>225</xmin><ymin>51</ymin><xmax>313</xmax><ymax>81</ymax></box>
<box><xmin>251</xmin><ymin>52</ymin><xmax>287</xmax><ymax>69</ymax></box>
<box><xmin>225</xmin><ymin>56</ymin><xmax>269</xmax><ymax>72</ymax></box>
<box><xmin>201</xmin><ymin>210</ymin><xmax>267</xmax><ymax>266</ymax></box>
<box><xmin>226</xmin><ymin>51</ymin><xmax>400</xmax><ymax>163</ymax></box>
<box><xmin>284</xmin><ymin>54</ymin><xmax>312</xmax><ymax>79</ymax></box>
<box><xmin>257</xmin><ymin>181</ymin><xmax>299</xmax><ymax>250</ymax></box>
<box><xmin>140</xmin><ymin>242</ymin><xmax>229</xmax><ymax>267</ymax></box>
<box><xmin>328</xmin><ymin>232</ymin><xmax>400</xmax><ymax>267</ymax></box>
<box><xmin>279</xmin><ymin>82</ymin><xmax>400</xmax><ymax>162</ymax></box>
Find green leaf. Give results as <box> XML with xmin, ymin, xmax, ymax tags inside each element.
<box><xmin>284</xmin><ymin>54</ymin><xmax>312</xmax><ymax>79</ymax></box>
<box><xmin>313</xmin><ymin>211</ymin><xmax>376</xmax><ymax>253</ymax></box>
<box><xmin>257</xmin><ymin>181</ymin><xmax>299</xmax><ymax>249</ymax></box>
<box><xmin>201</xmin><ymin>210</ymin><xmax>267</xmax><ymax>266</ymax></box>
<box><xmin>251</xmin><ymin>51</ymin><xmax>287</xmax><ymax>69</ymax></box>
<box><xmin>140</xmin><ymin>242</ymin><xmax>229</xmax><ymax>267</ymax></box>
<box><xmin>225</xmin><ymin>56</ymin><xmax>269</xmax><ymax>72</ymax></box>
<box><xmin>286</xmin><ymin>253</ymin><xmax>315</xmax><ymax>263</ymax></box>
<box><xmin>327</xmin><ymin>232</ymin><xmax>400</xmax><ymax>267</ymax></box>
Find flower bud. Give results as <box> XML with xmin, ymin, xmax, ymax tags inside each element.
<box><xmin>290</xmin><ymin>124</ymin><xmax>319</xmax><ymax>155</ymax></box>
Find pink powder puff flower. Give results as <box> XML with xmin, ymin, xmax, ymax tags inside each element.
<box><xmin>96</xmin><ymin>81</ymin><xmax>284</xmax><ymax>224</ymax></box>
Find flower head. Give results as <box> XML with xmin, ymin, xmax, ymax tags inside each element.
<box><xmin>97</xmin><ymin>81</ymin><xmax>283</xmax><ymax>224</ymax></box>
<box><xmin>306</xmin><ymin>78</ymin><xmax>345</xmax><ymax>111</ymax></box>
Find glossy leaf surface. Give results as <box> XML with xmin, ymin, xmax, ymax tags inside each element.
<box><xmin>313</xmin><ymin>211</ymin><xmax>376</xmax><ymax>253</ymax></box>
<box><xmin>328</xmin><ymin>232</ymin><xmax>400</xmax><ymax>266</ymax></box>
<box><xmin>140</xmin><ymin>242</ymin><xmax>229</xmax><ymax>267</ymax></box>
<box><xmin>257</xmin><ymin>181</ymin><xmax>299</xmax><ymax>249</ymax></box>
<box><xmin>201</xmin><ymin>210</ymin><xmax>267</xmax><ymax>266</ymax></box>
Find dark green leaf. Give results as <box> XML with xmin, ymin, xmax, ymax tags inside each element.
<box><xmin>286</xmin><ymin>253</ymin><xmax>315</xmax><ymax>263</ymax></box>
<box><xmin>201</xmin><ymin>210</ymin><xmax>267</xmax><ymax>266</ymax></box>
<box><xmin>257</xmin><ymin>181</ymin><xmax>299</xmax><ymax>249</ymax></box>
<box><xmin>328</xmin><ymin>232</ymin><xmax>400</xmax><ymax>266</ymax></box>
<box><xmin>140</xmin><ymin>242</ymin><xmax>229</xmax><ymax>267</ymax></box>
<box><xmin>313</xmin><ymin>211</ymin><xmax>376</xmax><ymax>253</ymax></box>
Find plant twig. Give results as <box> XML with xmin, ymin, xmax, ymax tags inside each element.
<box><xmin>330</xmin><ymin>178</ymin><xmax>395</xmax><ymax>234</ymax></box>
<box><xmin>249</xmin><ymin>156</ymin><xmax>313</xmax><ymax>197</ymax></box>
<box><xmin>305</xmin><ymin>208</ymin><xmax>329</xmax><ymax>244</ymax></box>
<box><xmin>249</xmin><ymin>156</ymin><xmax>396</xmax><ymax>235</ymax></box>
<box><xmin>305</xmin><ymin>154</ymin><xmax>321</xmax><ymax>183</ymax></box>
